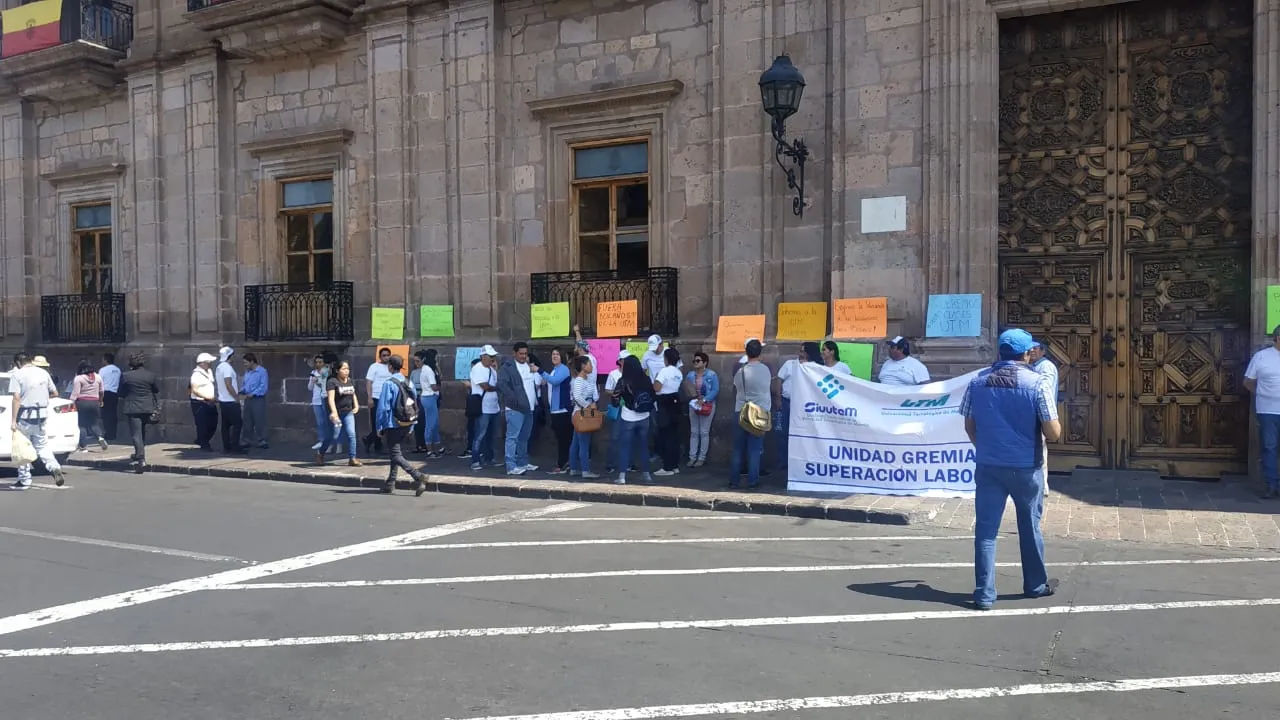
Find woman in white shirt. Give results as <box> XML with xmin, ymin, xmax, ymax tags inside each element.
<box><xmin>614</xmin><ymin>355</ymin><xmax>655</xmax><ymax>485</ymax></box>
<box><xmin>568</xmin><ymin>355</ymin><xmax>600</xmax><ymax>479</ymax></box>
<box><xmin>652</xmin><ymin>347</ymin><xmax>685</xmax><ymax>476</ymax></box>
<box><xmin>821</xmin><ymin>341</ymin><xmax>853</xmax><ymax>375</ymax></box>
<box><xmin>418</xmin><ymin>349</ymin><xmax>446</xmax><ymax>457</ymax></box>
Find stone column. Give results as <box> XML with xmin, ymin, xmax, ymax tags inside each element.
<box><xmin>127</xmin><ymin>71</ymin><xmax>164</xmax><ymax>337</ymax></box>
<box><xmin>919</xmin><ymin>0</ymin><xmax>999</xmax><ymax>368</ymax></box>
<box><xmin>1253</xmin><ymin>0</ymin><xmax>1280</xmax><ymax>342</ymax></box>
<box><xmin>367</xmin><ymin>9</ymin><xmax>412</xmax><ymax>313</ymax></box>
<box><xmin>0</xmin><ymin>99</ymin><xmax>33</xmax><ymax>340</ymax></box>
<box><xmin>409</xmin><ymin>8</ymin><xmax>450</xmax><ymax>311</ymax></box>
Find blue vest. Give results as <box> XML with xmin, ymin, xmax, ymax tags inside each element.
<box><xmin>966</xmin><ymin>361</ymin><xmax>1045</xmax><ymax>469</ymax></box>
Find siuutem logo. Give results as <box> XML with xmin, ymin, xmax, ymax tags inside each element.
<box><xmin>900</xmin><ymin>394</ymin><xmax>950</xmax><ymax>408</ymax></box>
<box><xmin>815</xmin><ymin>374</ymin><xmax>845</xmax><ymax>399</ymax></box>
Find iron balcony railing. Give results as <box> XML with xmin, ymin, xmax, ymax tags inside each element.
<box><xmin>530</xmin><ymin>267</ymin><xmax>679</xmax><ymax>338</ymax></box>
<box><xmin>69</xmin><ymin>0</ymin><xmax>135</xmax><ymax>52</ymax></box>
<box><xmin>244</xmin><ymin>282</ymin><xmax>354</xmax><ymax>343</ymax></box>
<box><xmin>185</xmin><ymin>0</ymin><xmax>238</xmax><ymax>10</ymax></box>
<box><xmin>40</xmin><ymin>293</ymin><xmax>127</xmax><ymax>344</ymax></box>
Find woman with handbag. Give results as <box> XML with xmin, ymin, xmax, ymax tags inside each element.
<box><xmin>568</xmin><ymin>355</ymin><xmax>601</xmax><ymax>479</ymax></box>
<box><xmin>651</xmin><ymin>347</ymin><xmax>685</xmax><ymax>477</ymax></box>
<box><xmin>685</xmin><ymin>351</ymin><xmax>719</xmax><ymax>468</ymax></box>
<box><xmin>117</xmin><ymin>353</ymin><xmax>161</xmax><ymax>474</ymax></box>
<box><xmin>542</xmin><ymin>348</ymin><xmax>574</xmax><ymax>474</ymax></box>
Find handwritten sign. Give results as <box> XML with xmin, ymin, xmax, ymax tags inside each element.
<box><xmin>836</xmin><ymin>342</ymin><xmax>875</xmax><ymax>381</ymax></box>
<box><xmin>371</xmin><ymin>307</ymin><xmax>405</xmax><ymax>340</ymax></box>
<box><xmin>419</xmin><ymin>305</ymin><xmax>455</xmax><ymax>337</ymax></box>
<box><xmin>374</xmin><ymin>344</ymin><xmax>411</xmax><ymax>377</ymax></box>
<box><xmin>586</xmin><ymin>338</ymin><xmax>620</xmax><ymax>375</ymax></box>
<box><xmin>454</xmin><ymin>347</ymin><xmax>482</xmax><ymax>381</ymax></box>
<box><xmin>531</xmin><ymin>302</ymin><xmax>570</xmax><ymax>338</ymax></box>
<box><xmin>625</xmin><ymin>341</ymin><xmax>649</xmax><ymax>361</ymax></box>
<box><xmin>715</xmin><ymin>314</ymin><xmax>766</xmax><ymax>353</ymax></box>
<box><xmin>1268</xmin><ymin>285</ymin><xmax>1280</xmax><ymax>335</ymax></box>
<box><xmin>777</xmin><ymin>302</ymin><xmax>828</xmax><ymax>340</ymax></box>
<box><xmin>925</xmin><ymin>294</ymin><xmax>982</xmax><ymax>337</ymax></box>
<box><xmin>596</xmin><ymin>300</ymin><xmax>638</xmax><ymax>337</ymax></box>
<box><xmin>832</xmin><ymin>297</ymin><xmax>887</xmax><ymax>338</ymax></box>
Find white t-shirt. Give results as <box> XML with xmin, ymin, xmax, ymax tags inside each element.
<box><xmin>642</xmin><ymin>349</ymin><xmax>664</xmax><ymax>379</ymax></box>
<box><xmin>11</xmin><ymin>365</ymin><xmax>56</xmax><ymax>414</ymax></box>
<box><xmin>879</xmin><ymin>356</ymin><xmax>930</xmax><ymax>386</ymax></box>
<box><xmin>654</xmin><ymin>365</ymin><xmax>683</xmax><ymax>395</ymax></box>
<box><xmin>190</xmin><ymin>367</ymin><xmax>215</xmax><ymax>401</ymax></box>
<box><xmin>214</xmin><ymin>362</ymin><xmax>238</xmax><ymax>402</ymax></box>
<box><xmin>310</xmin><ymin>370</ymin><xmax>326</xmax><ymax>405</ymax></box>
<box><xmin>517</xmin><ymin>361</ymin><xmax>540</xmax><ymax>408</ymax></box>
<box><xmin>1246</xmin><ymin>346</ymin><xmax>1280</xmax><ymax>415</ymax></box>
<box><xmin>418</xmin><ymin>365</ymin><xmax>438</xmax><ymax>397</ymax></box>
<box><xmin>99</xmin><ymin>364</ymin><xmax>121</xmax><ymax>393</ymax></box>
<box><xmin>827</xmin><ymin>361</ymin><xmax>852</xmax><ymax>376</ymax></box>
<box><xmin>366</xmin><ymin>362</ymin><xmax>392</xmax><ymax>398</ymax></box>
<box><xmin>776</xmin><ymin>358</ymin><xmax>798</xmax><ymax>399</ymax></box>
<box><xmin>605</xmin><ymin>368</ymin><xmax>623</xmax><ymax>393</ymax></box>
<box><xmin>469</xmin><ymin>362</ymin><xmax>499</xmax><ymax>414</ymax></box>
<box><xmin>583</xmin><ymin>353</ymin><xmax>600</xmax><ymax>400</ymax></box>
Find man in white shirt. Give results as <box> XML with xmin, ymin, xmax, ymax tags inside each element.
<box><xmin>469</xmin><ymin>345</ymin><xmax>501</xmax><ymax>470</ymax></box>
<box><xmin>99</xmin><ymin>352</ymin><xmax>121</xmax><ymax>441</ymax></box>
<box><xmin>214</xmin><ymin>346</ymin><xmax>245</xmax><ymax>454</ymax></box>
<box><xmin>1029</xmin><ymin>340</ymin><xmax>1060</xmax><ymax>505</ymax></box>
<box><xmin>773</xmin><ymin>344</ymin><xmax>812</xmax><ymax>474</ymax></box>
<box><xmin>496</xmin><ymin>341</ymin><xmax>543</xmax><ymax>475</ymax></box>
<box><xmin>9</xmin><ymin>353</ymin><xmax>65</xmax><ymax>489</ymax></box>
<box><xmin>189</xmin><ymin>352</ymin><xmax>218</xmax><ymax>450</ymax></box>
<box><xmin>878</xmin><ymin>336</ymin><xmax>931</xmax><ymax>385</ymax></box>
<box><xmin>363</xmin><ymin>347</ymin><xmax>393</xmax><ymax>453</ymax></box>
<box><xmin>1245</xmin><ymin>327</ymin><xmax>1280</xmax><ymax>498</ymax></box>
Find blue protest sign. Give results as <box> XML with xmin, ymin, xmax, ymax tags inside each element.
<box><xmin>925</xmin><ymin>294</ymin><xmax>982</xmax><ymax>337</ymax></box>
<box><xmin>454</xmin><ymin>347</ymin><xmax>482</xmax><ymax>380</ymax></box>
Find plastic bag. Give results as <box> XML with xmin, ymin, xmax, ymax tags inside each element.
<box><xmin>10</xmin><ymin>428</ymin><xmax>37</xmax><ymax>465</ymax></box>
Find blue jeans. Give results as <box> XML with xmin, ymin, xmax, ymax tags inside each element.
<box><xmin>421</xmin><ymin>395</ymin><xmax>441</xmax><ymax>444</ymax></box>
<box><xmin>775</xmin><ymin>397</ymin><xmax>791</xmax><ymax>471</ymax></box>
<box><xmin>1259</xmin><ymin>414</ymin><xmax>1280</xmax><ymax>490</ymax></box>
<box><xmin>570</xmin><ymin>430</ymin><xmax>592</xmax><ymax>473</ymax></box>
<box><xmin>973</xmin><ymin>464</ymin><xmax>1050</xmax><ymax>607</ymax></box>
<box><xmin>312</xmin><ymin>405</ymin><xmax>330</xmax><ymax>447</ymax></box>
<box><xmin>504</xmin><ymin>408</ymin><xmax>534</xmax><ymax>471</ymax></box>
<box><xmin>731</xmin><ymin>424</ymin><xmax>764</xmax><ymax>487</ymax></box>
<box><xmin>322</xmin><ymin>412</ymin><xmax>357</xmax><ymax>459</ymax></box>
<box><xmin>471</xmin><ymin>413</ymin><xmax>497</xmax><ymax>463</ymax></box>
<box><xmin>614</xmin><ymin>418</ymin><xmax>650</xmax><ymax>475</ymax></box>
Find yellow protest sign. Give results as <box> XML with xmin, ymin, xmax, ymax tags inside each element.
<box><xmin>419</xmin><ymin>305</ymin><xmax>455</xmax><ymax>337</ymax></box>
<box><xmin>596</xmin><ymin>300</ymin><xmax>639</xmax><ymax>337</ymax></box>
<box><xmin>531</xmin><ymin>302</ymin><xmax>570</xmax><ymax>338</ymax></box>
<box><xmin>371</xmin><ymin>307</ymin><xmax>405</xmax><ymax>340</ymax></box>
<box><xmin>625</xmin><ymin>340</ymin><xmax>649</xmax><ymax>360</ymax></box>
<box><xmin>832</xmin><ymin>297</ymin><xmax>887</xmax><ymax>338</ymax></box>
<box><xmin>715</xmin><ymin>314</ymin><xmax>766</xmax><ymax>353</ymax></box>
<box><xmin>777</xmin><ymin>302</ymin><xmax>828</xmax><ymax>340</ymax></box>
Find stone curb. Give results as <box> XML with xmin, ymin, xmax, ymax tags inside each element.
<box><xmin>65</xmin><ymin>456</ymin><xmax>933</xmax><ymax>526</ymax></box>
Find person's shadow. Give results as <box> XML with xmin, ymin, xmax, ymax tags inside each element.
<box><xmin>846</xmin><ymin>580</ymin><xmax>1020</xmax><ymax>608</ymax></box>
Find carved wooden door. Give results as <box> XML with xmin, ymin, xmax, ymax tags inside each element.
<box><xmin>997</xmin><ymin>0</ymin><xmax>1252</xmax><ymax>476</ymax></box>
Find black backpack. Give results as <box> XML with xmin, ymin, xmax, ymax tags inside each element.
<box><xmin>624</xmin><ymin>381</ymin><xmax>655</xmax><ymax>413</ymax></box>
<box><xmin>390</xmin><ymin>376</ymin><xmax>419</xmax><ymax>427</ymax></box>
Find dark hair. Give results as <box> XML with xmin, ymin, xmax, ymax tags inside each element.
<box><xmin>513</xmin><ymin>341</ymin><xmax>529</xmax><ymax>353</ymax></box>
<box><xmin>570</xmin><ymin>355</ymin><xmax>590</xmax><ymax>374</ymax></box>
<box><xmin>77</xmin><ymin>361</ymin><xmax>94</xmax><ymax>376</ymax></box>
<box><xmin>470</xmin><ymin>357</ymin><xmax>481</xmax><ymax>366</ymax></box>
<box><xmin>745</xmin><ymin>339</ymin><xmax>763</xmax><ymax>359</ymax></box>
<box><xmin>822</xmin><ymin>341</ymin><xmax>840</xmax><ymax>361</ymax></box>
<box><xmin>103</xmin><ymin>352</ymin><xmax>115</xmax><ymax>364</ymax></box>
<box><xmin>387</xmin><ymin>355</ymin><xmax>405</xmax><ymax>372</ymax></box>
<box><xmin>664</xmin><ymin>347</ymin><xmax>680</xmax><ymax>367</ymax></box>
<box><xmin>314</xmin><ymin>354</ymin><xmax>326</xmax><ymax>362</ymax></box>
<box><xmin>802</xmin><ymin>342</ymin><xmax>822</xmax><ymax>363</ymax></box>
<box><xmin>13</xmin><ymin>353</ymin><xmax>28</xmax><ymax>367</ymax></box>
<box><xmin>423</xmin><ymin>349</ymin><xmax>440</xmax><ymax>377</ymax></box>
<box><xmin>243</xmin><ymin>352</ymin><xmax>258</xmax><ymax>364</ymax></box>
<box><xmin>322</xmin><ymin>351</ymin><xmax>339</xmax><ymax>365</ymax></box>
<box><xmin>550</xmin><ymin>347</ymin><xmax>564</xmax><ymax>362</ymax></box>
<box><xmin>998</xmin><ymin>345</ymin><xmax>1027</xmax><ymax>362</ymax></box>
<box><xmin>333</xmin><ymin>359</ymin><xmax>351</xmax><ymax>374</ymax></box>
<box><xmin>128</xmin><ymin>353</ymin><xmax>147</xmax><ymax>369</ymax></box>
<box><xmin>693</xmin><ymin>351</ymin><xmax>709</xmax><ymax>364</ymax></box>
<box><xmin>620</xmin><ymin>355</ymin><xmax>654</xmax><ymax>397</ymax></box>
<box><xmin>377</xmin><ymin>347</ymin><xmax>392</xmax><ymax>356</ymax></box>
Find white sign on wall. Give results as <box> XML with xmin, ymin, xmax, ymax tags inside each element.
<box><xmin>860</xmin><ymin>196</ymin><xmax>907</xmax><ymax>233</ymax></box>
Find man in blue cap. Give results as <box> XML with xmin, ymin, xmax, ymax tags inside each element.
<box><xmin>959</xmin><ymin>328</ymin><xmax>1062</xmax><ymax>610</ymax></box>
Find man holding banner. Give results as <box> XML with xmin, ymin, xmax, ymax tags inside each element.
<box><xmin>960</xmin><ymin>329</ymin><xmax>1061</xmax><ymax>611</ymax></box>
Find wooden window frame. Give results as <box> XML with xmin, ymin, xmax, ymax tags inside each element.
<box><xmin>279</xmin><ymin>175</ymin><xmax>336</xmax><ymax>287</ymax></box>
<box><xmin>569</xmin><ymin>137</ymin><xmax>651</xmax><ymax>272</ymax></box>
<box><xmin>71</xmin><ymin>201</ymin><xmax>113</xmax><ymax>295</ymax></box>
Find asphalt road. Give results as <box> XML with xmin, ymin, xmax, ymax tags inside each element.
<box><xmin>0</xmin><ymin>468</ymin><xmax>1278</xmax><ymax>719</ymax></box>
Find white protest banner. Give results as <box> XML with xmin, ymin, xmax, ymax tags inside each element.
<box><xmin>788</xmin><ymin>362</ymin><xmax>982</xmax><ymax>498</ymax></box>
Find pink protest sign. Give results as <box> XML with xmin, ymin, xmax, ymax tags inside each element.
<box><xmin>585</xmin><ymin>338</ymin><xmax>620</xmax><ymax>375</ymax></box>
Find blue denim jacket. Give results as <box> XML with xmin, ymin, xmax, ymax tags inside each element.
<box><xmin>542</xmin><ymin>364</ymin><xmax>571</xmax><ymax>413</ymax></box>
<box><xmin>375</xmin><ymin>376</ymin><xmax>414</xmax><ymax>432</ymax></box>
<box><xmin>685</xmin><ymin>369</ymin><xmax>719</xmax><ymax>403</ymax></box>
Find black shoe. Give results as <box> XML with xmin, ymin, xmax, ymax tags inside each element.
<box><xmin>1027</xmin><ymin>578</ymin><xmax>1060</xmax><ymax>599</ymax></box>
<box><xmin>200</xmin><ymin>444</ymin><xmax>215</xmax><ymax>452</ymax></box>
<box><xmin>380</xmin><ymin>479</ymin><xmax>395</xmax><ymax>494</ymax></box>
<box><xmin>971</xmin><ymin>601</ymin><xmax>992</xmax><ymax>611</ymax></box>
<box><xmin>413</xmin><ymin>475</ymin><xmax>428</xmax><ymax>497</ymax></box>
<box><xmin>131</xmin><ymin>460</ymin><xmax>145</xmax><ymax>475</ymax></box>
<box><xmin>52</xmin><ymin>469</ymin><xmax>66</xmax><ymax>487</ymax></box>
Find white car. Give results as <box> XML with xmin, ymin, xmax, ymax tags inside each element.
<box><xmin>0</xmin><ymin>371</ymin><xmax>79</xmax><ymax>466</ymax></box>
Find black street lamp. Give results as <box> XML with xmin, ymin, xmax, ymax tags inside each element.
<box><xmin>759</xmin><ymin>54</ymin><xmax>809</xmax><ymax>217</ymax></box>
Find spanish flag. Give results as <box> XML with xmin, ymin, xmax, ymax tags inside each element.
<box><xmin>1</xmin><ymin>0</ymin><xmax>63</xmax><ymax>59</ymax></box>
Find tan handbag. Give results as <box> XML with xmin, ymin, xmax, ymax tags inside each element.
<box><xmin>572</xmin><ymin>404</ymin><xmax>604</xmax><ymax>433</ymax></box>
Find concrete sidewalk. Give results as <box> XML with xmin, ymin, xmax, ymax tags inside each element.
<box><xmin>62</xmin><ymin>441</ymin><xmax>1280</xmax><ymax>548</ymax></box>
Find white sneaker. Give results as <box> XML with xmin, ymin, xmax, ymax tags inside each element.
<box><xmin>581</xmin><ymin>472</ymin><xmax>601</xmax><ymax>480</ymax></box>
<box><xmin>653</xmin><ymin>469</ymin><xmax>677</xmax><ymax>477</ymax></box>
<box><xmin>507</xmin><ymin>466</ymin><xmax>527</xmax><ymax>476</ymax></box>
<box><xmin>311</xmin><ymin>442</ymin><xmax>323</xmax><ymax>450</ymax></box>
<box><xmin>522</xmin><ymin>464</ymin><xmax>538</xmax><ymax>472</ymax></box>
<box><xmin>614</xmin><ymin>473</ymin><xmax>626</xmax><ymax>485</ymax></box>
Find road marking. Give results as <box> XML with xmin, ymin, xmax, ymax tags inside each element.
<box><xmin>220</xmin><ymin>555</ymin><xmax>1280</xmax><ymax>590</ymax></box>
<box><xmin>31</xmin><ymin>483</ymin><xmax>69</xmax><ymax>490</ymax></box>
<box><xmin>0</xmin><ymin>526</ymin><xmax>251</xmax><ymax>564</ymax></box>
<box><xmin>0</xmin><ymin>501</ymin><xmax>586</xmax><ymax>639</ymax></box>
<box><xmin>4</xmin><ymin>596</ymin><xmax>1275</xmax><ymax>658</ymax></box>
<box><xmin>518</xmin><ymin>516</ymin><xmax>763</xmax><ymax>522</ymax></box>
<box><xmin>397</xmin><ymin>535</ymin><xmax>973</xmax><ymax>551</ymax></box>
<box><xmin>442</xmin><ymin>671</ymin><xmax>1280</xmax><ymax>719</ymax></box>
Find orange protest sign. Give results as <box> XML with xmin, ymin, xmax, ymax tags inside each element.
<box><xmin>715</xmin><ymin>314</ymin><xmax>766</xmax><ymax>353</ymax></box>
<box><xmin>777</xmin><ymin>302</ymin><xmax>828</xmax><ymax>340</ymax></box>
<box><xmin>596</xmin><ymin>299</ymin><xmax>638</xmax><ymax>337</ymax></box>
<box><xmin>832</xmin><ymin>297</ymin><xmax>887</xmax><ymax>338</ymax></box>
<box><xmin>373</xmin><ymin>344</ymin><xmax>412</xmax><ymax>377</ymax></box>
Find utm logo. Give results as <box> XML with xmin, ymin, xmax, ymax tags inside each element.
<box><xmin>815</xmin><ymin>373</ymin><xmax>844</xmax><ymax>399</ymax></box>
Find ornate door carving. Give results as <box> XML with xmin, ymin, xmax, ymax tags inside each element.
<box><xmin>997</xmin><ymin>0</ymin><xmax>1252</xmax><ymax>476</ymax></box>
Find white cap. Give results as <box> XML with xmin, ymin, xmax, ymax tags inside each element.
<box><xmin>739</xmin><ymin>355</ymin><xmax>748</xmax><ymax>364</ymax></box>
<box><xmin>646</xmin><ymin>334</ymin><xmax>663</xmax><ymax>350</ymax></box>
<box><xmin>218</xmin><ymin>346</ymin><xmax>235</xmax><ymax>362</ymax></box>
<box><xmin>196</xmin><ymin>352</ymin><xmax>217</xmax><ymax>364</ymax></box>
<box><xmin>617</xmin><ymin>349</ymin><xmax>632</xmax><ymax>361</ymax></box>
<box><xmin>481</xmin><ymin>344</ymin><xmax>499</xmax><ymax>356</ymax></box>
<box><xmin>888</xmin><ymin>335</ymin><xmax>905</xmax><ymax>344</ymax></box>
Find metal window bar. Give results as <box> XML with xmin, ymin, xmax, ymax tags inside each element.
<box><xmin>62</xmin><ymin>0</ymin><xmax>134</xmax><ymax>52</ymax></box>
<box><xmin>529</xmin><ymin>267</ymin><xmax>679</xmax><ymax>338</ymax></box>
<box><xmin>244</xmin><ymin>282</ymin><xmax>354</xmax><ymax>342</ymax></box>
<box><xmin>40</xmin><ymin>293</ymin><xmax>127</xmax><ymax>344</ymax></box>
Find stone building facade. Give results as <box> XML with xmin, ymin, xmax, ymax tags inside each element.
<box><xmin>0</xmin><ymin>0</ymin><xmax>1275</xmax><ymax>477</ymax></box>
